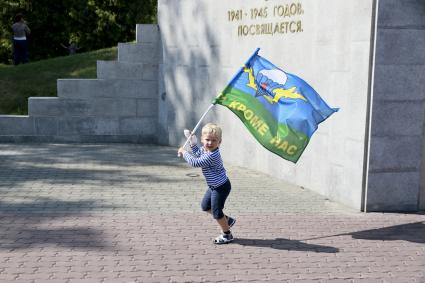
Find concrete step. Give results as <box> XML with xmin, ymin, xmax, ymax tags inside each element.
<box><xmin>136</xmin><ymin>24</ymin><xmax>159</xmax><ymax>44</ymax></box>
<box><xmin>0</xmin><ymin>23</ymin><xmax>160</xmax><ymax>143</ymax></box>
<box><xmin>118</xmin><ymin>43</ymin><xmax>159</xmax><ymax>64</ymax></box>
<box><xmin>97</xmin><ymin>61</ymin><xmax>158</xmax><ymax>80</ymax></box>
<box><xmin>0</xmin><ymin>115</ymin><xmax>35</xmax><ymax>135</ymax></box>
<box><xmin>29</xmin><ymin>97</ymin><xmax>157</xmax><ymax>118</ymax></box>
<box><xmin>57</xmin><ymin>79</ymin><xmax>157</xmax><ymax>99</ymax></box>
<box><xmin>0</xmin><ymin>115</ymin><xmax>157</xmax><ymax>143</ymax></box>
<box><xmin>29</xmin><ymin>97</ymin><xmax>90</xmax><ymax>117</ymax></box>
<box><xmin>54</xmin><ymin>116</ymin><xmax>158</xmax><ymax>137</ymax></box>
<box><xmin>0</xmin><ymin>134</ymin><xmax>157</xmax><ymax>143</ymax></box>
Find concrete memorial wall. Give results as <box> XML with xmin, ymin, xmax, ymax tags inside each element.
<box><xmin>367</xmin><ymin>0</ymin><xmax>425</xmax><ymax>211</ymax></box>
<box><xmin>1</xmin><ymin>0</ymin><xmax>422</xmax><ymax>211</ymax></box>
<box><xmin>157</xmin><ymin>0</ymin><xmax>375</xmax><ymax>210</ymax></box>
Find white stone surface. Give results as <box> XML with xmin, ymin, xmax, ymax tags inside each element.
<box><xmin>158</xmin><ymin>0</ymin><xmax>375</xmax><ymax>210</ymax></box>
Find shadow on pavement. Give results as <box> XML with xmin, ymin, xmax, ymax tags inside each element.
<box><xmin>234</xmin><ymin>238</ymin><xmax>339</xmax><ymax>253</ymax></box>
<box><xmin>350</xmin><ymin>221</ymin><xmax>425</xmax><ymax>243</ymax></box>
<box><xmin>0</xmin><ymin>227</ymin><xmax>111</xmax><ymax>250</ymax></box>
<box><xmin>300</xmin><ymin>221</ymin><xmax>425</xmax><ymax>244</ymax></box>
<box><xmin>0</xmin><ymin>163</ymin><xmax>187</xmax><ymax>189</ymax></box>
<box><xmin>0</xmin><ymin>197</ymin><xmax>119</xmax><ymax>250</ymax></box>
<box><xmin>0</xmin><ymin>197</ymin><xmax>119</xmax><ymax>213</ymax></box>
<box><xmin>0</xmin><ymin>144</ymin><xmax>187</xmax><ymax>188</ymax></box>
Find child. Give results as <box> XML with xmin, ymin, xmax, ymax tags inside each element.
<box><xmin>178</xmin><ymin>123</ymin><xmax>236</xmax><ymax>244</ymax></box>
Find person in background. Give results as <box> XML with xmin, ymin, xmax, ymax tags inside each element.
<box><xmin>12</xmin><ymin>13</ymin><xmax>31</xmax><ymax>65</ymax></box>
<box><xmin>61</xmin><ymin>42</ymin><xmax>81</xmax><ymax>55</ymax></box>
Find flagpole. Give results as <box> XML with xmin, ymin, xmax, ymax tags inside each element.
<box><xmin>224</xmin><ymin>47</ymin><xmax>260</xmax><ymax>88</ymax></box>
<box><xmin>180</xmin><ymin>48</ymin><xmax>260</xmax><ymax>151</ymax></box>
<box><xmin>181</xmin><ymin>103</ymin><xmax>215</xmax><ymax>149</ymax></box>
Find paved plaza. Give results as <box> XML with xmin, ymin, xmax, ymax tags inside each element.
<box><xmin>0</xmin><ymin>143</ymin><xmax>424</xmax><ymax>283</ymax></box>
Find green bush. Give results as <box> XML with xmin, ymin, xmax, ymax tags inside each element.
<box><xmin>0</xmin><ymin>0</ymin><xmax>156</xmax><ymax>64</ymax></box>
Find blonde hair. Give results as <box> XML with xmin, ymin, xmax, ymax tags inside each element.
<box><xmin>201</xmin><ymin>123</ymin><xmax>222</xmax><ymax>140</ymax></box>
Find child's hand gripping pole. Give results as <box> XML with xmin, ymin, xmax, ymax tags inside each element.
<box><xmin>177</xmin><ymin>130</ymin><xmax>197</xmax><ymax>158</ymax></box>
<box><xmin>183</xmin><ymin>129</ymin><xmax>198</xmax><ymax>145</ymax></box>
<box><xmin>178</xmin><ymin>104</ymin><xmax>215</xmax><ymax>157</ymax></box>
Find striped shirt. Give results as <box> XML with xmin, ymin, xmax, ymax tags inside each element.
<box><xmin>183</xmin><ymin>144</ymin><xmax>228</xmax><ymax>188</ymax></box>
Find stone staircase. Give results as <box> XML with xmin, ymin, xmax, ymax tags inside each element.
<box><xmin>0</xmin><ymin>24</ymin><xmax>160</xmax><ymax>143</ymax></box>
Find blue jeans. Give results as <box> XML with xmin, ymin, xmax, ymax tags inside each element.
<box><xmin>201</xmin><ymin>179</ymin><xmax>231</xmax><ymax>219</ymax></box>
<box><xmin>13</xmin><ymin>39</ymin><xmax>29</xmax><ymax>65</ymax></box>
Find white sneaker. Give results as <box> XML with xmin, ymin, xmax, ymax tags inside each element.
<box><xmin>213</xmin><ymin>233</ymin><xmax>234</xmax><ymax>244</ymax></box>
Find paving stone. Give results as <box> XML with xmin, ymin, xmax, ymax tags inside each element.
<box><xmin>0</xmin><ymin>144</ymin><xmax>424</xmax><ymax>282</ymax></box>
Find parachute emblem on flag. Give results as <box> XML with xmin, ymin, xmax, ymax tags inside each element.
<box><xmin>251</xmin><ymin>67</ymin><xmax>307</xmax><ymax>105</ymax></box>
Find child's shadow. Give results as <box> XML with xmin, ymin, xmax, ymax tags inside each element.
<box><xmin>234</xmin><ymin>238</ymin><xmax>339</xmax><ymax>253</ymax></box>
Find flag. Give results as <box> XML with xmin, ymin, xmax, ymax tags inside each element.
<box><xmin>213</xmin><ymin>48</ymin><xmax>338</xmax><ymax>163</ymax></box>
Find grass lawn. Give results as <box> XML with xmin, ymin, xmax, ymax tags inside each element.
<box><xmin>0</xmin><ymin>47</ymin><xmax>117</xmax><ymax>115</ymax></box>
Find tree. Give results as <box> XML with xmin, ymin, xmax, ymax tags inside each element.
<box><xmin>0</xmin><ymin>0</ymin><xmax>157</xmax><ymax>64</ymax></box>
